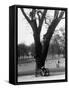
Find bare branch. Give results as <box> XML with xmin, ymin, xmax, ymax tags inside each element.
<box><xmin>45</xmin><ymin>18</ymin><xmax>50</xmax><ymax>26</ymax></box>
<box><xmin>45</xmin><ymin>22</ymin><xmax>50</xmax><ymax>26</ymax></box>
<box><xmin>20</xmin><ymin>8</ymin><xmax>31</xmax><ymax>24</ymax></box>
<box><xmin>30</xmin><ymin>9</ymin><xmax>36</xmax><ymax>21</ymax></box>
<box><xmin>45</xmin><ymin>16</ymin><xmax>53</xmax><ymax>26</ymax></box>
<box><xmin>61</xmin><ymin>17</ymin><xmax>65</xmax><ymax>19</ymax></box>
<box><xmin>50</xmin><ymin>11</ymin><xmax>64</xmax><ymax>29</ymax></box>
<box><xmin>37</xmin><ymin>10</ymin><xmax>43</xmax><ymax>15</ymax></box>
<box><xmin>54</xmin><ymin>10</ymin><xmax>59</xmax><ymax>19</ymax></box>
<box><xmin>39</xmin><ymin>10</ymin><xmax>47</xmax><ymax>30</ymax></box>
<box><xmin>58</xmin><ymin>11</ymin><xmax>64</xmax><ymax>20</ymax></box>
<box><xmin>37</xmin><ymin>10</ymin><xmax>43</xmax><ymax>21</ymax></box>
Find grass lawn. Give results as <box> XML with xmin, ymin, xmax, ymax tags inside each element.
<box><xmin>18</xmin><ymin>57</ymin><xmax>65</xmax><ymax>76</ymax></box>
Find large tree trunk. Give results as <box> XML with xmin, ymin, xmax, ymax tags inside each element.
<box><xmin>33</xmin><ymin>31</ymin><xmax>42</xmax><ymax>70</ymax></box>
<box><xmin>33</xmin><ymin>31</ymin><xmax>50</xmax><ymax>76</ymax></box>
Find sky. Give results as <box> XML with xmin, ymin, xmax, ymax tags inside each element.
<box><xmin>18</xmin><ymin>8</ymin><xmax>65</xmax><ymax>46</ymax></box>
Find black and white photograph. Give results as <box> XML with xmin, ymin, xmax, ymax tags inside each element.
<box><xmin>17</xmin><ymin>6</ymin><xmax>67</xmax><ymax>83</ymax></box>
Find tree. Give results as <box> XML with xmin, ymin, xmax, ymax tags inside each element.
<box><xmin>18</xmin><ymin>44</ymin><xmax>29</xmax><ymax>57</ymax></box>
<box><xmin>20</xmin><ymin>8</ymin><xmax>65</xmax><ymax>76</ymax></box>
<box><xmin>48</xmin><ymin>27</ymin><xmax>65</xmax><ymax>58</ymax></box>
<box><xmin>29</xmin><ymin>43</ymin><xmax>35</xmax><ymax>57</ymax></box>
<box><xmin>59</xmin><ymin>27</ymin><xmax>65</xmax><ymax>57</ymax></box>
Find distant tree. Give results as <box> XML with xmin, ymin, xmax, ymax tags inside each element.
<box><xmin>47</xmin><ymin>34</ymin><xmax>61</xmax><ymax>58</ymax></box>
<box><xmin>29</xmin><ymin>43</ymin><xmax>35</xmax><ymax>57</ymax></box>
<box><xmin>49</xmin><ymin>27</ymin><xmax>65</xmax><ymax>57</ymax></box>
<box><xmin>59</xmin><ymin>28</ymin><xmax>65</xmax><ymax>57</ymax></box>
<box><xmin>18</xmin><ymin>44</ymin><xmax>29</xmax><ymax>57</ymax></box>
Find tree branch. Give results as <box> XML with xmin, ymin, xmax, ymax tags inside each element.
<box><xmin>45</xmin><ymin>16</ymin><xmax>52</xmax><ymax>26</ymax></box>
<box><xmin>54</xmin><ymin>10</ymin><xmax>59</xmax><ymax>19</ymax></box>
<box><xmin>20</xmin><ymin>8</ymin><xmax>31</xmax><ymax>24</ymax></box>
<box><xmin>43</xmin><ymin>11</ymin><xmax>64</xmax><ymax>44</ymax></box>
<box><xmin>39</xmin><ymin>10</ymin><xmax>47</xmax><ymax>31</ymax></box>
<box><xmin>37</xmin><ymin>10</ymin><xmax>42</xmax><ymax>22</ymax></box>
<box><xmin>58</xmin><ymin>11</ymin><xmax>64</xmax><ymax>20</ymax></box>
<box><xmin>45</xmin><ymin>19</ymin><xmax>50</xmax><ymax>26</ymax></box>
<box><xmin>61</xmin><ymin>17</ymin><xmax>65</xmax><ymax>19</ymax></box>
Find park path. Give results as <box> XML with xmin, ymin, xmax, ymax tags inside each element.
<box><xmin>18</xmin><ymin>74</ymin><xmax>65</xmax><ymax>82</ymax></box>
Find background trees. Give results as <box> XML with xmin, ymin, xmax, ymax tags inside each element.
<box><xmin>18</xmin><ymin>44</ymin><xmax>29</xmax><ymax>57</ymax></box>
